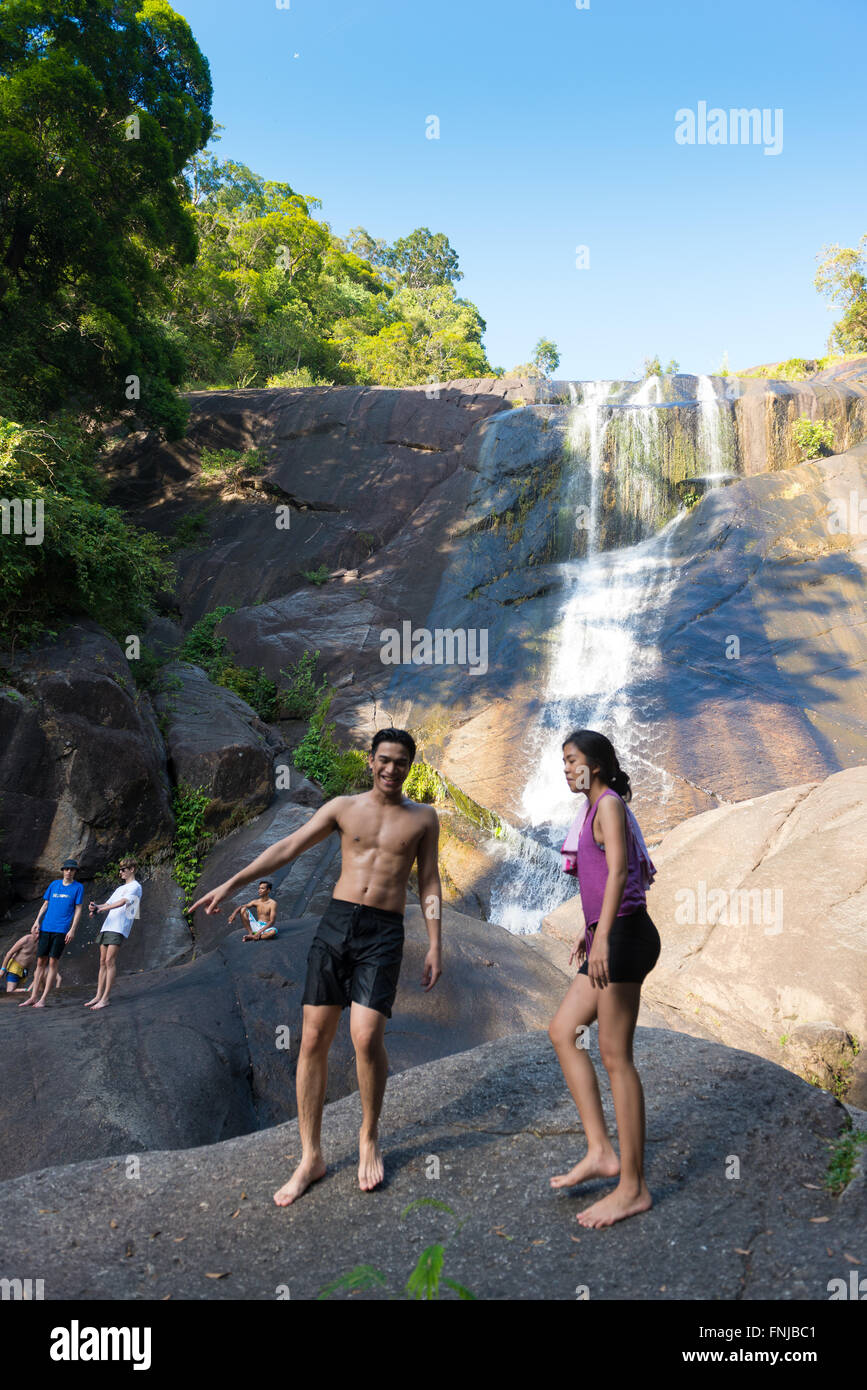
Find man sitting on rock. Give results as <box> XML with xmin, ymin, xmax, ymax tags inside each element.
<box><xmin>229</xmin><ymin>881</ymin><xmax>278</xmax><ymax>940</ymax></box>
<box><xmin>190</xmin><ymin>727</ymin><xmax>442</xmax><ymax>1203</ymax></box>
<box><xmin>1</xmin><ymin>930</ymin><xmax>61</xmax><ymax>993</ymax></box>
<box><xmin>19</xmin><ymin>858</ymin><xmax>83</xmax><ymax>1009</ymax></box>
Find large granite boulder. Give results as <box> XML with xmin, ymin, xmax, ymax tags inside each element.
<box><xmin>0</xmin><ymin>894</ymin><xmax>567</xmax><ymax>1183</ymax></box>
<box><xmin>543</xmin><ymin>766</ymin><xmax>867</xmax><ymax>1104</ymax></box>
<box><xmin>2</xmin><ymin>1029</ymin><xmax>862</xmax><ymax>1300</ymax></box>
<box><xmin>154</xmin><ymin>662</ymin><xmax>283</xmax><ymax>829</ymax></box>
<box><xmin>0</xmin><ymin>623</ymin><xmax>173</xmax><ymax>902</ymax></box>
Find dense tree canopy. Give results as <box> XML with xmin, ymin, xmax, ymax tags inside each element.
<box><xmin>0</xmin><ymin>0</ymin><xmax>213</xmax><ymax>436</ymax></box>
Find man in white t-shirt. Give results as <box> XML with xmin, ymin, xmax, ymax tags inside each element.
<box><xmin>84</xmin><ymin>860</ymin><xmax>143</xmax><ymax>1010</ymax></box>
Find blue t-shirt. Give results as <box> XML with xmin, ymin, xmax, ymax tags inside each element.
<box><xmin>42</xmin><ymin>879</ymin><xmax>84</xmax><ymax>932</ymax></box>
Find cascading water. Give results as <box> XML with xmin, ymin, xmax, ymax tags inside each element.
<box><xmin>487</xmin><ymin>372</ymin><xmax>735</xmax><ymax>935</ymax></box>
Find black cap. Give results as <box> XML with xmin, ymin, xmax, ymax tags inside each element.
<box><xmin>61</xmin><ymin>859</ymin><xmax>79</xmax><ymax>869</ymax></box>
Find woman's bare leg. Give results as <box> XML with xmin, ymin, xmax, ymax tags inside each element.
<box><xmin>548</xmin><ymin>973</ymin><xmax>620</xmax><ymax>1187</ymax></box>
<box><xmin>577</xmin><ymin>981</ymin><xmax>652</xmax><ymax>1227</ymax></box>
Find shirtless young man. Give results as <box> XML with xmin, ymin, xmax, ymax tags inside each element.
<box><xmin>190</xmin><ymin>727</ymin><xmax>442</xmax><ymax>1204</ymax></box>
<box><xmin>229</xmin><ymin>882</ymin><xmax>278</xmax><ymax>940</ymax></box>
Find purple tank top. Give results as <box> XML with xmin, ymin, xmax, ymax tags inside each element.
<box><xmin>577</xmin><ymin>788</ymin><xmax>647</xmax><ymax>929</ymax></box>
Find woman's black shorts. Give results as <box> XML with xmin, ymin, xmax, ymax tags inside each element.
<box><xmin>302</xmin><ymin>898</ymin><xmax>405</xmax><ymax>1019</ymax></box>
<box><xmin>578</xmin><ymin>906</ymin><xmax>660</xmax><ymax>984</ymax></box>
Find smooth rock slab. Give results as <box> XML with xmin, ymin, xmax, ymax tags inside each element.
<box><xmin>3</xmin><ymin>1030</ymin><xmax>862</xmax><ymax>1301</ymax></box>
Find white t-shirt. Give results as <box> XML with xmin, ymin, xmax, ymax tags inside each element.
<box><xmin>102</xmin><ymin>880</ymin><xmax>143</xmax><ymax>938</ymax></box>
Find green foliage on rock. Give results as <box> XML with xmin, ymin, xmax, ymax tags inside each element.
<box><xmin>293</xmin><ymin>693</ymin><xmax>371</xmax><ymax>797</ymax></box>
<box><xmin>301</xmin><ymin>564</ymin><xmax>331</xmax><ymax>586</ymax></box>
<box><xmin>403</xmin><ymin>762</ymin><xmax>445</xmax><ymax>804</ymax></box>
<box><xmin>792</xmin><ymin>416</ymin><xmax>836</xmax><ymax>460</ymax></box>
<box><xmin>178</xmin><ymin>606</ymin><xmax>278</xmax><ymax>719</ymax></box>
<box><xmin>278</xmin><ymin>650</ymin><xmax>328</xmax><ymax>720</ymax></box>
<box><xmin>0</xmin><ymin>417</ymin><xmax>173</xmax><ymax>652</ymax></box>
<box><xmin>172</xmin><ymin>782</ymin><xmax>214</xmax><ymax>906</ymax></box>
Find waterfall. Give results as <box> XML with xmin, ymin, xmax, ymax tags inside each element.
<box><xmin>487</xmin><ymin>514</ymin><xmax>684</xmax><ymax>934</ymax></box>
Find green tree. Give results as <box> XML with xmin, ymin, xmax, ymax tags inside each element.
<box><xmin>533</xmin><ymin>338</ymin><xmax>560</xmax><ymax>377</ymax></box>
<box><xmin>815</xmin><ymin>236</ymin><xmax>867</xmax><ymax>353</ymax></box>
<box><xmin>0</xmin><ymin>0</ymin><xmax>213</xmax><ymax>436</ymax></box>
<box><xmin>381</xmin><ymin>228</ymin><xmax>463</xmax><ymax>289</ymax></box>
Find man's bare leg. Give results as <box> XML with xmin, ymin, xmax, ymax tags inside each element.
<box><xmin>577</xmin><ymin>982</ymin><xmax>652</xmax><ymax>1228</ymax></box>
<box><xmin>274</xmin><ymin>1004</ymin><xmax>341</xmax><ymax>1206</ymax></box>
<box><xmin>31</xmin><ymin>957</ymin><xmax>59</xmax><ymax>1008</ymax></box>
<box><xmin>19</xmin><ymin>959</ymin><xmax>45</xmax><ymax>1006</ymax></box>
<box><xmin>350</xmin><ymin>1002</ymin><xmax>388</xmax><ymax>1192</ymax></box>
<box><xmin>85</xmin><ymin>949</ymin><xmax>108</xmax><ymax>1007</ymax></box>
<box><xmin>548</xmin><ymin>973</ymin><xmax>621</xmax><ymax>1188</ymax></box>
<box><xmin>91</xmin><ymin>947</ymin><xmax>119</xmax><ymax>1009</ymax></box>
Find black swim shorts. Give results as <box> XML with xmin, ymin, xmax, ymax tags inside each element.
<box><xmin>36</xmin><ymin>931</ymin><xmax>67</xmax><ymax>960</ymax></box>
<box><xmin>302</xmin><ymin>898</ymin><xmax>405</xmax><ymax>1018</ymax></box>
<box><xmin>578</xmin><ymin>906</ymin><xmax>661</xmax><ymax>984</ymax></box>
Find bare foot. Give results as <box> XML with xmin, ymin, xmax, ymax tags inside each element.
<box><xmin>358</xmin><ymin>1132</ymin><xmax>384</xmax><ymax>1192</ymax></box>
<box><xmin>550</xmin><ymin>1149</ymin><xmax>621</xmax><ymax>1189</ymax></box>
<box><xmin>273</xmin><ymin>1155</ymin><xmax>327</xmax><ymax>1206</ymax></box>
<box><xmin>18</xmin><ymin>995</ymin><xmax>37</xmax><ymax>1007</ymax></box>
<box><xmin>576</xmin><ymin>1182</ymin><xmax>653</xmax><ymax>1228</ymax></box>
<box><xmin>31</xmin><ymin>998</ymin><xmax>46</xmax><ymax>1009</ymax></box>
<box><xmin>84</xmin><ymin>996</ymin><xmax>101</xmax><ymax>1008</ymax></box>
<box><xmin>91</xmin><ymin>998</ymin><xmax>110</xmax><ymax>1010</ymax></box>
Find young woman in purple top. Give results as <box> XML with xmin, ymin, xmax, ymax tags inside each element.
<box><xmin>548</xmin><ymin>729</ymin><xmax>661</xmax><ymax>1228</ymax></box>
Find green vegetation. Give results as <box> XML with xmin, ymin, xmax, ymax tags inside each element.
<box><xmin>302</xmin><ymin>564</ymin><xmax>331</xmax><ymax>586</ymax></box>
<box><xmin>824</xmin><ymin>1124</ymin><xmax>867</xmax><ymax>1194</ymax></box>
<box><xmin>680</xmin><ymin>488</ymin><xmax>701</xmax><ymax>509</ymax></box>
<box><xmin>317</xmin><ymin>1200</ymin><xmax>475</xmax><ymax>1301</ymax></box>
<box><xmin>293</xmin><ymin>692</ymin><xmax>371</xmax><ymax>796</ymax></box>
<box><xmin>178</xmin><ymin>606</ymin><xmax>278</xmax><ymax>719</ymax></box>
<box><xmin>643</xmin><ymin>354</ymin><xmax>680</xmax><ymax>377</ymax></box>
<box><xmin>199</xmin><ymin>446</ymin><xmax>263</xmax><ymax>482</ymax></box>
<box><xmin>533</xmin><ymin>338</ymin><xmax>560</xmax><ymax>378</ymax></box>
<box><xmin>279</xmin><ymin>650</ymin><xmax>329</xmax><ymax>720</ymax></box>
<box><xmin>792</xmin><ymin>416</ymin><xmax>836</xmax><ymax>460</ymax></box>
<box><xmin>0</xmin><ymin>418</ymin><xmax>173</xmax><ymax>653</ymax></box>
<box><xmin>0</xmin><ymin>0</ymin><xmax>213</xmax><ymax>438</ymax></box>
<box><xmin>171</xmin><ymin>512</ymin><xmax>210</xmax><ymax>550</ymax></box>
<box><xmin>404</xmin><ymin>762</ymin><xmax>445</xmax><ymax>804</ymax></box>
<box><xmin>814</xmin><ymin>235</ymin><xmax>867</xmax><ymax>354</ymax></box>
<box><xmin>172</xmin><ymin>782</ymin><xmax>214</xmax><ymax>906</ymax></box>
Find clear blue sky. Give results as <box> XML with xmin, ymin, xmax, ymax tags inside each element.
<box><xmin>176</xmin><ymin>0</ymin><xmax>867</xmax><ymax>379</ymax></box>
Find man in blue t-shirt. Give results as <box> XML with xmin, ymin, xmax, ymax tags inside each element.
<box><xmin>19</xmin><ymin>859</ymin><xmax>84</xmax><ymax>1009</ymax></box>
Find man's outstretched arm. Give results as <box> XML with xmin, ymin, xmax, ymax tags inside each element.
<box><xmin>416</xmin><ymin>808</ymin><xmax>442</xmax><ymax>991</ymax></box>
<box><xmin>189</xmin><ymin>799</ymin><xmax>344</xmax><ymax>916</ymax></box>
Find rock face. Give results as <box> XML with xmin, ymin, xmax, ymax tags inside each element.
<box><xmin>1</xmin><ymin>1029</ymin><xmax>862</xmax><ymax>1300</ymax></box>
<box><xmin>423</xmin><ymin>437</ymin><xmax>867</xmax><ymax>839</ymax></box>
<box><xmin>543</xmin><ymin>766</ymin><xmax>867</xmax><ymax>1105</ymax></box>
<box><xmin>0</xmin><ymin>623</ymin><xmax>173</xmax><ymax>904</ymax></box>
<box><xmin>0</xmin><ymin>892</ymin><xmax>567</xmax><ymax>1183</ymax></box>
<box><xmin>154</xmin><ymin>662</ymin><xmax>282</xmax><ymax>829</ymax></box>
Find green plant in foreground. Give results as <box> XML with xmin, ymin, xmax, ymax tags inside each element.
<box><xmin>171</xmin><ymin>783</ymin><xmax>214</xmax><ymax>906</ymax></box>
<box><xmin>792</xmin><ymin>416</ymin><xmax>836</xmax><ymax>460</ymax></box>
<box><xmin>317</xmin><ymin>1200</ymin><xmax>475</xmax><ymax>1301</ymax></box>
<box><xmin>680</xmin><ymin>488</ymin><xmax>701</xmax><ymax>510</ymax></box>
<box><xmin>824</xmin><ymin>1127</ymin><xmax>867</xmax><ymax>1195</ymax></box>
